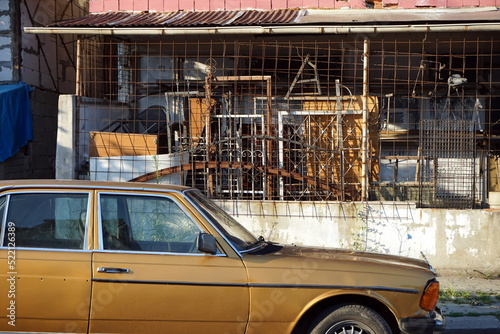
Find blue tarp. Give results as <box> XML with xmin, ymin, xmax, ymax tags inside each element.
<box><xmin>0</xmin><ymin>82</ymin><xmax>33</xmax><ymax>162</ymax></box>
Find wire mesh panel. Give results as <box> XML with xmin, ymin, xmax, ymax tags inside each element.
<box><xmin>418</xmin><ymin>120</ymin><xmax>477</xmax><ymax>209</ymax></box>
<box><xmin>72</xmin><ymin>34</ymin><xmax>500</xmax><ymax>207</ymax></box>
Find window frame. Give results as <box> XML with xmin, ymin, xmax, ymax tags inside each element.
<box><xmin>0</xmin><ymin>190</ymin><xmax>92</xmax><ymax>251</ymax></box>
<box><xmin>96</xmin><ymin>191</ymin><xmax>221</xmax><ymax>256</ymax></box>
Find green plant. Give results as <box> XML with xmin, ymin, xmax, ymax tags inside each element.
<box><xmin>152</xmin><ymin>155</ymin><xmax>162</xmax><ymax>184</ymax></box>
<box><xmin>473</xmin><ymin>269</ymin><xmax>500</xmax><ymax>280</ymax></box>
<box><xmin>439</xmin><ymin>288</ymin><xmax>499</xmax><ymax>306</ymax></box>
<box><xmin>352</xmin><ymin>205</ymin><xmax>369</xmax><ymax>251</ymax></box>
<box><xmin>444</xmin><ymin>312</ymin><xmax>500</xmax><ymax>319</ymax></box>
<box><xmin>351</xmin><ymin>225</ymin><xmax>367</xmax><ymax>251</ymax></box>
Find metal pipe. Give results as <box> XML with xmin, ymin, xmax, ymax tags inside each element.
<box><xmin>75</xmin><ymin>39</ymin><xmax>81</xmax><ymax>96</ymax></box>
<box><xmin>23</xmin><ymin>23</ymin><xmax>500</xmax><ymax>36</ymax></box>
<box><xmin>335</xmin><ymin>79</ymin><xmax>345</xmax><ymax>202</ymax></box>
<box><xmin>361</xmin><ymin>38</ymin><xmax>370</xmax><ymax>201</ymax></box>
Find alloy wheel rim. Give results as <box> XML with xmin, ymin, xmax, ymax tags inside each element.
<box><xmin>325</xmin><ymin>320</ymin><xmax>374</xmax><ymax>334</ymax></box>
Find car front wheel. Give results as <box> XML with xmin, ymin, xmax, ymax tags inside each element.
<box><xmin>308</xmin><ymin>304</ymin><xmax>392</xmax><ymax>334</ymax></box>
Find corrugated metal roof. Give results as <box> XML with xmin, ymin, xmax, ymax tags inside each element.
<box><xmin>50</xmin><ymin>9</ymin><xmax>305</xmax><ymax>28</ymax></box>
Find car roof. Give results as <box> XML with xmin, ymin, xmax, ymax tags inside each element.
<box><xmin>0</xmin><ymin>179</ymin><xmax>193</xmax><ymax>193</ymax></box>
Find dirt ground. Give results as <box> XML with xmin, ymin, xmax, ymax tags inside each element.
<box><xmin>437</xmin><ymin>269</ymin><xmax>500</xmax><ymax>294</ymax></box>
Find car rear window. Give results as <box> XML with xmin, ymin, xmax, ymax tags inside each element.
<box><xmin>0</xmin><ymin>192</ymin><xmax>89</xmax><ymax>250</ymax></box>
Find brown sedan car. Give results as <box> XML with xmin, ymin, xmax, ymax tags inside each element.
<box><xmin>0</xmin><ymin>180</ymin><xmax>444</xmax><ymax>334</ymax></box>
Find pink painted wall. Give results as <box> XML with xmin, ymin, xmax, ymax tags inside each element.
<box><xmin>88</xmin><ymin>0</ymin><xmax>500</xmax><ymax>12</ymax></box>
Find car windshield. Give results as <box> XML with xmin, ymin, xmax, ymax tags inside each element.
<box><xmin>185</xmin><ymin>189</ymin><xmax>260</xmax><ymax>252</ymax></box>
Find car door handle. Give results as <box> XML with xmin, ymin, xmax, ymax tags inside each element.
<box><xmin>97</xmin><ymin>267</ymin><xmax>130</xmax><ymax>274</ymax></box>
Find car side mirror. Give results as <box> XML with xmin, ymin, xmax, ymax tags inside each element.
<box><xmin>198</xmin><ymin>233</ymin><xmax>217</xmax><ymax>255</ymax></box>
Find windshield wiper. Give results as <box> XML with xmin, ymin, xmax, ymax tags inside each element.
<box><xmin>241</xmin><ymin>235</ymin><xmax>267</xmax><ymax>253</ymax></box>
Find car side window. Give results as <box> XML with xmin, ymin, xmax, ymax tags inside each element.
<box><xmin>0</xmin><ymin>193</ymin><xmax>89</xmax><ymax>249</ymax></box>
<box><xmin>99</xmin><ymin>194</ymin><xmax>201</xmax><ymax>253</ymax></box>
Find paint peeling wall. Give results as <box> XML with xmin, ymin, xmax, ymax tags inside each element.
<box><xmin>89</xmin><ymin>0</ymin><xmax>500</xmax><ymax>12</ymax></box>
<box><xmin>215</xmin><ymin>200</ymin><xmax>500</xmax><ymax>273</ymax></box>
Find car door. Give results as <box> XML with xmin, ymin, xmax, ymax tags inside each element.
<box><xmin>89</xmin><ymin>191</ymin><xmax>249</xmax><ymax>333</ymax></box>
<box><xmin>0</xmin><ymin>190</ymin><xmax>92</xmax><ymax>333</ymax></box>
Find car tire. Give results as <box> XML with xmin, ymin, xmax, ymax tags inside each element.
<box><xmin>308</xmin><ymin>304</ymin><xmax>392</xmax><ymax>334</ymax></box>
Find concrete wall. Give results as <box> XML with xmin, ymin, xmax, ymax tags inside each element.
<box><xmin>0</xmin><ymin>89</ymin><xmax>59</xmax><ymax>180</ymax></box>
<box><xmin>0</xmin><ymin>0</ymin><xmax>86</xmax><ymax>180</ymax></box>
<box><xmin>21</xmin><ymin>0</ymin><xmax>86</xmax><ymax>93</ymax></box>
<box><xmin>0</xmin><ymin>0</ymin><xmax>15</xmax><ymax>82</ymax></box>
<box><xmin>215</xmin><ymin>200</ymin><xmax>500</xmax><ymax>274</ymax></box>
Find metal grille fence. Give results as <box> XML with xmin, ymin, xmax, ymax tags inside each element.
<box><xmin>419</xmin><ymin>120</ymin><xmax>477</xmax><ymax>209</ymax></box>
<box><xmin>74</xmin><ymin>34</ymin><xmax>500</xmax><ymax>207</ymax></box>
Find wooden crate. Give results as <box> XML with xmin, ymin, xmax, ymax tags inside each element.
<box><xmin>89</xmin><ymin>132</ymin><xmax>157</xmax><ymax>157</ymax></box>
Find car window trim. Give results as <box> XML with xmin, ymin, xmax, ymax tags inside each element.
<box><xmin>0</xmin><ymin>194</ymin><xmax>11</xmax><ymax>247</ymax></box>
<box><xmin>0</xmin><ymin>190</ymin><xmax>92</xmax><ymax>251</ymax></box>
<box><xmin>93</xmin><ymin>249</ymin><xmax>227</xmax><ymax>256</ymax></box>
<box><xmin>96</xmin><ymin>191</ymin><xmax>224</xmax><ymax>256</ymax></box>
<box><xmin>183</xmin><ymin>189</ymin><xmax>243</xmax><ymax>258</ymax></box>
<box><xmin>0</xmin><ymin>247</ymin><xmax>93</xmax><ymax>253</ymax></box>
<box><xmin>0</xmin><ymin>183</ymin><xmax>188</xmax><ymax>194</ymax></box>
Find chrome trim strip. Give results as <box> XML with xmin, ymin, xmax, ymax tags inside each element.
<box><xmin>0</xmin><ymin>332</ymin><xmax>72</xmax><ymax>334</ymax></box>
<box><xmin>0</xmin><ymin>194</ymin><xmax>9</xmax><ymax>246</ymax></box>
<box><xmin>82</xmin><ymin>195</ymin><xmax>91</xmax><ymax>251</ymax></box>
<box><xmin>0</xmin><ymin>183</ymin><xmax>185</xmax><ymax>194</ymax></box>
<box><xmin>0</xmin><ymin>184</ymin><xmax>14</xmax><ymax>192</ymax></box>
<box><xmin>0</xmin><ymin>191</ymin><xmax>91</xmax><ymax>251</ymax></box>
<box><xmin>0</xmin><ymin>189</ymin><xmax>93</xmax><ymax>195</ymax></box>
<box><xmin>93</xmin><ymin>278</ymin><xmax>247</xmax><ymax>287</ymax></box>
<box><xmin>92</xmin><ymin>278</ymin><xmax>418</xmax><ymax>294</ymax></box>
<box><xmin>97</xmin><ymin>189</ymin><xmax>206</xmax><ymax>250</ymax></box>
<box><xmin>0</xmin><ymin>247</ymin><xmax>92</xmax><ymax>253</ymax></box>
<box><xmin>93</xmin><ymin>249</ymin><xmax>226</xmax><ymax>256</ymax></box>
<box><xmin>248</xmin><ymin>283</ymin><xmax>419</xmax><ymax>294</ymax></box>
<box><xmin>0</xmin><ymin>247</ymin><xmax>221</xmax><ymax>256</ymax></box>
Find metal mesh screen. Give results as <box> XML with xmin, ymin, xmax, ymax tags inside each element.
<box><xmin>73</xmin><ymin>34</ymin><xmax>500</xmax><ymax>207</ymax></box>
<box><xmin>418</xmin><ymin>120</ymin><xmax>477</xmax><ymax>209</ymax></box>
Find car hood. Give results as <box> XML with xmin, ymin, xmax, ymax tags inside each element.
<box><xmin>243</xmin><ymin>244</ymin><xmax>436</xmax><ymax>288</ymax></box>
<box><xmin>270</xmin><ymin>245</ymin><xmax>433</xmax><ymax>272</ymax></box>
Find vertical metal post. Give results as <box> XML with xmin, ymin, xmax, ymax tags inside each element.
<box><xmin>361</xmin><ymin>38</ymin><xmax>370</xmax><ymax>201</ymax></box>
<box><xmin>266</xmin><ymin>77</ymin><xmax>273</xmax><ymax>200</ymax></box>
<box><xmin>76</xmin><ymin>39</ymin><xmax>81</xmax><ymax>96</ymax></box>
<box><xmin>278</xmin><ymin>111</ymin><xmax>286</xmax><ymax>200</ymax></box>
<box><xmin>204</xmin><ymin>72</ymin><xmax>214</xmax><ymax>196</ymax></box>
<box><xmin>335</xmin><ymin>80</ymin><xmax>345</xmax><ymax>201</ymax></box>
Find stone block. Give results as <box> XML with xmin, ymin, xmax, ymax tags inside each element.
<box><xmin>0</xmin><ymin>14</ymin><xmax>10</xmax><ymax>31</ymax></box>
<box><xmin>0</xmin><ymin>0</ymin><xmax>9</xmax><ymax>11</ymax></box>
<box><xmin>0</xmin><ymin>65</ymin><xmax>13</xmax><ymax>81</ymax></box>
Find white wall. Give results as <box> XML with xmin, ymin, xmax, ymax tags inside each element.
<box><xmin>215</xmin><ymin>200</ymin><xmax>500</xmax><ymax>273</ymax></box>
